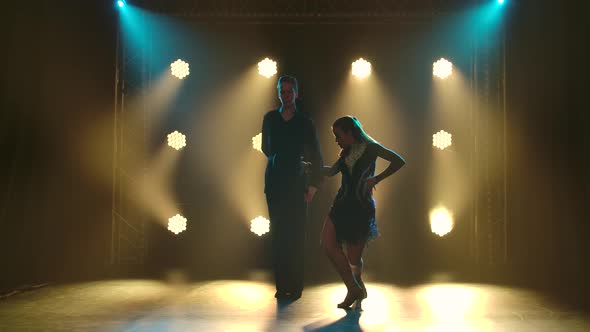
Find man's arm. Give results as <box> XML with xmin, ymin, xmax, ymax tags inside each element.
<box><xmin>261</xmin><ymin>112</ymin><xmax>270</xmax><ymax>157</ymax></box>
<box><xmin>305</xmin><ymin>117</ymin><xmax>324</xmax><ymax>189</ymax></box>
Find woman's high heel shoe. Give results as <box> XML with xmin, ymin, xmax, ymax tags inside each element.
<box><xmin>349</xmin><ymin>281</ymin><xmax>367</xmax><ymax>310</ymax></box>
<box><xmin>337</xmin><ymin>286</ymin><xmax>363</xmax><ymax>309</ymax></box>
<box><xmin>352</xmin><ymin>297</ymin><xmax>363</xmax><ymax>310</ymax></box>
<box><xmin>358</xmin><ymin>280</ymin><xmax>368</xmax><ymax>299</ymax></box>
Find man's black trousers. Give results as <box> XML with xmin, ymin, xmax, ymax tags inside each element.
<box><xmin>266</xmin><ymin>190</ymin><xmax>307</xmax><ymax>294</ymax></box>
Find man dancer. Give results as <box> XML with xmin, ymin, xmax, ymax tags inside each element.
<box><xmin>262</xmin><ymin>75</ymin><xmax>323</xmax><ymax>300</ymax></box>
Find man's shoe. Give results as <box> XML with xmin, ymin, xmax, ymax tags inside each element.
<box><xmin>275</xmin><ymin>291</ymin><xmax>293</xmax><ymax>299</ymax></box>
<box><xmin>288</xmin><ymin>291</ymin><xmax>302</xmax><ymax>300</ymax></box>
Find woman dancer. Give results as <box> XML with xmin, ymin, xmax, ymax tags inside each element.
<box><xmin>321</xmin><ymin>116</ymin><xmax>405</xmax><ymax>309</ymax></box>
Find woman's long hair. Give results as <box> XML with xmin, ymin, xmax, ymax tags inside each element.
<box><xmin>333</xmin><ymin>116</ymin><xmax>377</xmax><ymax>157</ymax></box>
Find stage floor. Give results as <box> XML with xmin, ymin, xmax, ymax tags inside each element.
<box><xmin>1</xmin><ymin>274</ymin><xmax>589</xmax><ymax>331</ymax></box>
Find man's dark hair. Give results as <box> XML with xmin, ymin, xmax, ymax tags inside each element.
<box><xmin>277</xmin><ymin>75</ymin><xmax>298</xmax><ymax>93</ymax></box>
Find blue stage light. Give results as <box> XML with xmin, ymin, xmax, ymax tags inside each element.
<box><xmin>117</xmin><ymin>0</ymin><xmax>125</xmax><ymax>8</ymax></box>
<box><xmin>498</xmin><ymin>0</ymin><xmax>505</xmax><ymax>4</ymax></box>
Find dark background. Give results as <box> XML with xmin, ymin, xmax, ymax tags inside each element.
<box><xmin>2</xmin><ymin>0</ymin><xmax>587</xmax><ymax>305</ymax></box>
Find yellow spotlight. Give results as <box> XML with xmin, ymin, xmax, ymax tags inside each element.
<box><xmin>257</xmin><ymin>58</ymin><xmax>277</xmax><ymax>78</ymax></box>
<box><xmin>168</xmin><ymin>214</ymin><xmax>187</xmax><ymax>235</ymax></box>
<box><xmin>167</xmin><ymin>131</ymin><xmax>186</xmax><ymax>150</ymax></box>
<box><xmin>252</xmin><ymin>133</ymin><xmax>262</xmax><ymax>153</ymax></box>
<box><xmin>351</xmin><ymin>58</ymin><xmax>371</xmax><ymax>79</ymax></box>
<box><xmin>433</xmin><ymin>130</ymin><xmax>452</xmax><ymax>150</ymax></box>
<box><xmin>170</xmin><ymin>59</ymin><xmax>190</xmax><ymax>79</ymax></box>
<box><xmin>430</xmin><ymin>206</ymin><xmax>454</xmax><ymax>237</ymax></box>
<box><xmin>250</xmin><ymin>216</ymin><xmax>270</xmax><ymax>236</ymax></box>
<box><xmin>433</xmin><ymin>58</ymin><xmax>453</xmax><ymax>79</ymax></box>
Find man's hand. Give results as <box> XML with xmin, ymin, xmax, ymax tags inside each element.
<box><xmin>301</xmin><ymin>160</ymin><xmax>312</xmax><ymax>175</ymax></box>
<box><xmin>304</xmin><ymin>186</ymin><xmax>318</xmax><ymax>203</ymax></box>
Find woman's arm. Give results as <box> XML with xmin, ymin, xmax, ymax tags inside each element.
<box><xmin>373</xmin><ymin>143</ymin><xmax>405</xmax><ymax>183</ymax></box>
<box><xmin>322</xmin><ymin>160</ymin><xmax>341</xmax><ymax>177</ymax></box>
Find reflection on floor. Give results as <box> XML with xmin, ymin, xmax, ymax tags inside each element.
<box><xmin>0</xmin><ymin>272</ymin><xmax>588</xmax><ymax>331</ymax></box>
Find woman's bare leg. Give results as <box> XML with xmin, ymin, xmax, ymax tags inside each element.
<box><xmin>321</xmin><ymin>217</ymin><xmax>362</xmax><ymax>305</ymax></box>
<box><xmin>346</xmin><ymin>241</ymin><xmax>367</xmax><ymax>298</ymax></box>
